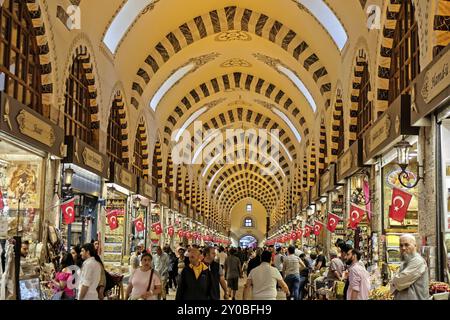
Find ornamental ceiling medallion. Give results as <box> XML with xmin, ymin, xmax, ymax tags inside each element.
<box><xmin>215</xmin><ymin>30</ymin><xmax>252</xmax><ymax>42</ymax></box>
<box><xmin>220</xmin><ymin>58</ymin><xmax>252</xmax><ymax>68</ymax></box>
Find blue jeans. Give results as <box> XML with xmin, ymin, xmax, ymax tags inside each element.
<box><xmin>298</xmin><ymin>276</ymin><xmax>308</xmax><ymax>300</ymax></box>
<box><xmin>284</xmin><ymin>274</ymin><xmax>300</xmax><ymax>300</ymax></box>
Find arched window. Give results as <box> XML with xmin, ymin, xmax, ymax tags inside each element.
<box><xmin>389</xmin><ymin>0</ymin><xmax>420</xmax><ymax>103</ymax></box>
<box><xmin>244</xmin><ymin>217</ymin><xmax>253</xmax><ymax>228</ymax></box>
<box><xmin>107</xmin><ymin>95</ymin><xmax>125</xmax><ymax>166</ymax></box>
<box><xmin>64</xmin><ymin>54</ymin><xmax>92</xmax><ymax>145</ymax></box>
<box><xmin>132</xmin><ymin>126</ymin><xmax>144</xmax><ymax>178</ymax></box>
<box><xmin>0</xmin><ymin>0</ymin><xmax>43</xmax><ymax>114</ymax></box>
<box><xmin>357</xmin><ymin>62</ymin><xmax>372</xmax><ymax>139</ymax></box>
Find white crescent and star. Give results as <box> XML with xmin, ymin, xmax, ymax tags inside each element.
<box><xmin>351</xmin><ymin>210</ymin><xmax>360</xmax><ymax>222</ymax></box>
<box><xmin>393</xmin><ymin>195</ymin><xmax>405</xmax><ymax>212</ymax></box>
<box><xmin>65</xmin><ymin>206</ymin><xmax>74</xmax><ymax>218</ymax></box>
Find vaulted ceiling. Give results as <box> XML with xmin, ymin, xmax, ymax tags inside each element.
<box><xmin>77</xmin><ymin>0</ymin><xmax>368</xmax><ymax>229</ymax></box>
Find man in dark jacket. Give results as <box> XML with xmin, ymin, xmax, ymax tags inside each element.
<box><xmin>203</xmin><ymin>246</ymin><xmax>228</xmax><ymax>300</ymax></box>
<box><xmin>247</xmin><ymin>248</ymin><xmax>262</xmax><ymax>276</ymax></box>
<box><xmin>176</xmin><ymin>248</ymin><xmax>211</xmax><ymax>300</ymax></box>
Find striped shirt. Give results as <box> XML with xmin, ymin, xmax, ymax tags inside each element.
<box><xmin>347</xmin><ymin>262</ymin><xmax>371</xmax><ymax>300</ymax></box>
<box><xmin>283</xmin><ymin>254</ymin><xmax>301</xmax><ymax>276</ymax></box>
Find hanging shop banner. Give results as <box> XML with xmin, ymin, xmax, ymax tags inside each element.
<box><xmin>349</xmin><ymin>205</ymin><xmax>365</xmax><ymax>229</ymax></box>
<box><xmin>412</xmin><ymin>45</ymin><xmax>450</xmax><ymax>125</ymax></box>
<box><xmin>389</xmin><ymin>187</ymin><xmax>413</xmax><ymax>222</ymax></box>
<box><xmin>337</xmin><ymin>139</ymin><xmax>364</xmax><ymax>183</ymax></box>
<box><xmin>109</xmin><ymin>162</ymin><xmax>138</xmax><ymax>193</ymax></box>
<box><xmin>320</xmin><ymin>164</ymin><xmax>337</xmax><ymax>195</ymax></box>
<box><xmin>304</xmin><ymin>225</ymin><xmax>312</xmax><ymax>237</ymax></box>
<box><xmin>134</xmin><ymin>217</ymin><xmax>145</xmax><ymax>232</ymax></box>
<box><xmin>189</xmin><ymin>207</ymin><xmax>194</xmax><ymax>219</ymax></box>
<box><xmin>0</xmin><ymin>92</ymin><xmax>65</xmax><ymax>158</ymax></box>
<box><xmin>182</xmin><ymin>203</ymin><xmax>189</xmax><ymax>216</ymax></box>
<box><xmin>138</xmin><ymin>177</ymin><xmax>156</xmax><ymax>202</ymax></box>
<box><xmin>158</xmin><ymin>190</ymin><xmax>170</xmax><ymax>207</ymax></box>
<box><xmin>61</xmin><ymin>197</ymin><xmax>76</xmax><ymax>225</ymax></box>
<box><xmin>327</xmin><ymin>212</ymin><xmax>341</xmax><ymax>233</ymax></box>
<box><xmin>64</xmin><ymin>136</ymin><xmax>109</xmax><ymax>179</ymax></box>
<box><xmin>313</xmin><ymin>221</ymin><xmax>324</xmax><ymax>236</ymax></box>
<box><xmin>290</xmin><ymin>231</ymin><xmax>297</xmax><ymax>240</ymax></box>
<box><xmin>106</xmin><ymin>209</ymin><xmax>119</xmax><ymax>230</ymax></box>
<box><xmin>301</xmin><ymin>191</ymin><xmax>309</xmax><ymax>210</ymax></box>
<box><xmin>363</xmin><ymin>94</ymin><xmax>419</xmax><ymax>164</ymax></box>
<box><xmin>151</xmin><ymin>221</ymin><xmax>162</xmax><ymax>235</ymax></box>
<box><xmin>168</xmin><ymin>225</ymin><xmax>174</xmax><ymax>237</ymax></box>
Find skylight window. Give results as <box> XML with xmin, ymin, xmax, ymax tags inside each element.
<box><xmin>103</xmin><ymin>0</ymin><xmax>156</xmax><ymax>54</ymax></box>
<box><xmin>296</xmin><ymin>0</ymin><xmax>348</xmax><ymax>51</ymax></box>
<box><xmin>277</xmin><ymin>65</ymin><xmax>317</xmax><ymax>113</ymax></box>
<box><xmin>271</xmin><ymin>108</ymin><xmax>302</xmax><ymax>143</ymax></box>
<box><xmin>150</xmin><ymin>63</ymin><xmax>194</xmax><ymax>111</ymax></box>
<box><xmin>175</xmin><ymin>106</ymin><xmax>207</xmax><ymax>142</ymax></box>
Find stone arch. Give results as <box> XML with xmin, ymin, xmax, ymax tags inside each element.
<box><xmin>329</xmin><ymin>88</ymin><xmax>344</xmax><ymax>162</ymax></box>
<box><xmin>106</xmin><ymin>90</ymin><xmax>130</xmax><ymax>167</ymax></box>
<box><xmin>131</xmin><ymin>116</ymin><xmax>150</xmax><ymax>179</ymax></box>
<box><xmin>152</xmin><ymin>139</ymin><xmax>163</xmax><ymax>186</ymax></box>
<box><xmin>131</xmin><ymin>6</ymin><xmax>332</xmax><ymax>110</ymax></box>
<box><xmin>433</xmin><ymin>0</ymin><xmax>450</xmax><ymax>56</ymax></box>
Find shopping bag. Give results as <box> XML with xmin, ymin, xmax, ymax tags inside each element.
<box><xmin>335</xmin><ymin>281</ymin><xmax>345</xmax><ymax>299</ymax></box>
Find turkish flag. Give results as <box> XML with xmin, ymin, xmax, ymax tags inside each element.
<box><xmin>327</xmin><ymin>212</ymin><xmax>341</xmax><ymax>233</ymax></box>
<box><xmin>177</xmin><ymin>229</ymin><xmax>184</xmax><ymax>238</ymax></box>
<box><xmin>296</xmin><ymin>229</ymin><xmax>303</xmax><ymax>239</ymax></box>
<box><xmin>151</xmin><ymin>222</ymin><xmax>162</xmax><ymax>235</ymax></box>
<box><xmin>349</xmin><ymin>204</ymin><xmax>365</xmax><ymax>229</ymax></box>
<box><xmin>186</xmin><ymin>231</ymin><xmax>192</xmax><ymax>239</ymax></box>
<box><xmin>0</xmin><ymin>190</ymin><xmax>4</xmax><ymax>210</ymax></box>
<box><xmin>106</xmin><ymin>209</ymin><xmax>119</xmax><ymax>230</ymax></box>
<box><xmin>134</xmin><ymin>217</ymin><xmax>145</xmax><ymax>232</ymax></box>
<box><xmin>291</xmin><ymin>231</ymin><xmax>297</xmax><ymax>240</ymax></box>
<box><xmin>168</xmin><ymin>226</ymin><xmax>174</xmax><ymax>237</ymax></box>
<box><xmin>304</xmin><ymin>225</ymin><xmax>312</xmax><ymax>237</ymax></box>
<box><xmin>389</xmin><ymin>187</ymin><xmax>413</xmax><ymax>222</ymax></box>
<box><xmin>313</xmin><ymin>221</ymin><xmax>324</xmax><ymax>236</ymax></box>
<box><xmin>61</xmin><ymin>198</ymin><xmax>75</xmax><ymax>225</ymax></box>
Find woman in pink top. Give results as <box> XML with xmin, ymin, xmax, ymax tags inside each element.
<box><xmin>126</xmin><ymin>253</ymin><xmax>162</xmax><ymax>300</ymax></box>
<box><xmin>52</xmin><ymin>253</ymin><xmax>76</xmax><ymax>300</ymax></box>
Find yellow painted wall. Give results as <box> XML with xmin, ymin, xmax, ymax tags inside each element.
<box><xmin>230</xmin><ymin>198</ymin><xmax>266</xmax><ymax>246</ymax></box>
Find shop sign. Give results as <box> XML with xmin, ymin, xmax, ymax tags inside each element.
<box><xmin>83</xmin><ymin>148</ymin><xmax>104</xmax><ymax>174</ymax></box>
<box><xmin>139</xmin><ymin>178</ymin><xmax>156</xmax><ymax>201</ymax></box>
<box><xmin>421</xmin><ymin>48</ymin><xmax>450</xmax><ymax>104</ymax></box>
<box><xmin>311</xmin><ymin>183</ymin><xmax>320</xmax><ymax>202</ymax></box>
<box><xmin>110</xmin><ymin>162</ymin><xmax>137</xmax><ymax>193</ymax></box>
<box><xmin>189</xmin><ymin>208</ymin><xmax>194</xmax><ymax>218</ymax></box>
<box><xmin>337</xmin><ymin>139</ymin><xmax>364</xmax><ymax>181</ymax></box>
<box><xmin>64</xmin><ymin>136</ymin><xmax>109</xmax><ymax>179</ymax></box>
<box><xmin>0</xmin><ymin>92</ymin><xmax>65</xmax><ymax>158</ymax></box>
<box><xmin>182</xmin><ymin>203</ymin><xmax>188</xmax><ymax>216</ymax></box>
<box><xmin>160</xmin><ymin>192</ymin><xmax>169</xmax><ymax>207</ymax></box>
<box><xmin>338</xmin><ymin>149</ymin><xmax>353</xmax><ymax>178</ymax></box>
<box><xmin>412</xmin><ymin>46</ymin><xmax>450</xmax><ymax>125</ymax></box>
<box><xmin>301</xmin><ymin>191</ymin><xmax>309</xmax><ymax>210</ymax></box>
<box><xmin>172</xmin><ymin>198</ymin><xmax>180</xmax><ymax>212</ymax></box>
<box><xmin>320</xmin><ymin>165</ymin><xmax>336</xmax><ymax>195</ymax></box>
<box><xmin>368</xmin><ymin>114</ymin><xmax>391</xmax><ymax>153</ymax></box>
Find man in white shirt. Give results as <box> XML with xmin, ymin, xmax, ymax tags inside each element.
<box><xmin>78</xmin><ymin>243</ymin><xmax>102</xmax><ymax>300</ymax></box>
<box><xmin>153</xmin><ymin>246</ymin><xmax>170</xmax><ymax>300</ymax></box>
<box><xmin>244</xmin><ymin>251</ymin><xmax>289</xmax><ymax>300</ymax></box>
<box><xmin>217</xmin><ymin>246</ymin><xmax>227</xmax><ymax>269</ymax></box>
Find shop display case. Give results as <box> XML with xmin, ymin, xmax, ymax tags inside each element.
<box><xmin>103</xmin><ymin>197</ymin><xmax>126</xmax><ymax>270</ymax></box>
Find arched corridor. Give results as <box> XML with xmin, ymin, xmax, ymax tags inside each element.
<box><xmin>0</xmin><ymin>0</ymin><xmax>449</xmax><ymax>302</ymax></box>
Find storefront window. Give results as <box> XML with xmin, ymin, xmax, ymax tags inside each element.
<box><xmin>440</xmin><ymin>120</ymin><xmax>450</xmax><ymax>280</ymax></box>
<box><xmin>0</xmin><ymin>139</ymin><xmax>43</xmax><ymax>241</ymax></box>
<box><xmin>0</xmin><ymin>0</ymin><xmax>43</xmax><ymax>115</ymax></box>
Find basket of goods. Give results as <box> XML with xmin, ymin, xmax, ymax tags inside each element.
<box><xmin>369</xmin><ymin>286</ymin><xmax>393</xmax><ymax>300</ymax></box>
<box><xmin>429</xmin><ymin>282</ymin><xmax>450</xmax><ymax>295</ymax></box>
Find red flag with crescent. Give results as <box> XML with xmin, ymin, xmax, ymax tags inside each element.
<box><xmin>389</xmin><ymin>187</ymin><xmax>413</xmax><ymax>222</ymax></box>
<box><xmin>177</xmin><ymin>229</ymin><xmax>184</xmax><ymax>238</ymax></box>
<box><xmin>296</xmin><ymin>229</ymin><xmax>303</xmax><ymax>239</ymax></box>
<box><xmin>134</xmin><ymin>217</ymin><xmax>145</xmax><ymax>232</ymax></box>
<box><xmin>151</xmin><ymin>221</ymin><xmax>162</xmax><ymax>235</ymax></box>
<box><xmin>186</xmin><ymin>231</ymin><xmax>192</xmax><ymax>239</ymax></box>
<box><xmin>106</xmin><ymin>209</ymin><xmax>119</xmax><ymax>230</ymax></box>
<box><xmin>349</xmin><ymin>204</ymin><xmax>365</xmax><ymax>229</ymax></box>
<box><xmin>313</xmin><ymin>221</ymin><xmax>324</xmax><ymax>236</ymax></box>
<box><xmin>61</xmin><ymin>198</ymin><xmax>75</xmax><ymax>225</ymax></box>
<box><xmin>168</xmin><ymin>226</ymin><xmax>174</xmax><ymax>237</ymax></box>
<box><xmin>291</xmin><ymin>231</ymin><xmax>297</xmax><ymax>240</ymax></box>
<box><xmin>304</xmin><ymin>225</ymin><xmax>312</xmax><ymax>237</ymax></box>
<box><xmin>327</xmin><ymin>212</ymin><xmax>341</xmax><ymax>233</ymax></box>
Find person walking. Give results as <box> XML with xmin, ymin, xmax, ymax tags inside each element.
<box><xmin>314</xmin><ymin>245</ymin><xmax>327</xmax><ymax>271</ymax></box>
<box><xmin>244</xmin><ymin>251</ymin><xmax>290</xmax><ymax>300</ymax></box>
<box><xmin>153</xmin><ymin>246</ymin><xmax>170</xmax><ymax>300</ymax></box>
<box><xmin>125</xmin><ymin>253</ymin><xmax>162</xmax><ymax>300</ymax></box>
<box><xmin>167</xmin><ymin>247</ymin><xmax>178</xmax><ymax>291</ymax></box>
<box><xmin>176</xmin><ymin>248</ymin><xmax>211</xmax><ymax>300</ymax></box>
<box><xmin>282</xmin><ymin>246</ymin><xmax>305</xmax><ymax>300</ymax></box>
<box><xmin>203</xmin><ymin>246</ymin><xmax>229</xmax><ymax>300</ymax></box>
<box><xmin>224</xmin><ymin>248</ymin><xmax>242</xmax><ymax>300</ymax></box>
<box><xmin>273</xmin><ymin>247</ymin><xmax>284</xmax><ymax>277</ymax></box>
<box><xmin>390</xmin><ymin>234</ymin><xmax>429</xmax><ymax>300</ymax></box>
<box><xmin>129</xmin><ymin>245</ymin><xmax>142</xmax><ymax>275</ymax></box>
<box><xmin>217</xmin><ymin>246</ymin><xmax>227</xmax><ymax>270</ymax></box>
<box><xmin>77</xmin><ymin>243</ymin><xmax>102</xmax><ymax>300</ymax></box>
<box><xmin>247</xmin><ymin>248</ymin><xmax>262</xmax><ymax>276</ymax></box>
<box><xmin>298</xmin><ymin>253</ymin><xmax>311</xmax><ymax>300</ymax></box>
<box><xmin>51</xmin><ymin>252</ymin><xmax>76</xmax><ymax>300</ymax></box>
<box><xmin>345</xmin><ymin>248</ymin><xmax>370</xmax><ymax>300</ymax></box>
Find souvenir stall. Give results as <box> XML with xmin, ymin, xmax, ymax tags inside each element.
<box><xmin>137</xmin><ymin>178</ymin><xmax>156</xmax><ymax>251</ymax></box>
<box><xmin>148</xmin><ymin>189</ymin><xmax>169</xmax><ymax>252</ymax></box>
<box><xmin>319</xmin><ymin>164</ymin><xmax>338</xmax><ymax>253</ymax></box>
<box><xmin>412</xmin><ymin>45</ymin><xmax>450</xmax><ymax>284</ymax></box>
<box><xmin>363</xmin><ymin>94</ymin><xmax>420</xmax><ymax>280</ymax></box>
<box><xmin>0</xmin><ymin>92</ymin><xmax>67</xmax><ymax>300</ymax></box>
<box><xmin>176</xmin><ymin>203</ymin><xmax>189</xmax><ymax>246</ymax></box>
<box><xmin>306</xmin><ymin>182</ymin><xmax>320</xmax><ymax>248</ymax></box>
<box><xmin>167</xmin><ymin>195</ymin><xmax>180</xmax><ymax>249</ymax></box>
<box><xmin>103</xmin><ymin>162</ymin><xmax>137</xmax><ymax>273</ymax></box>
